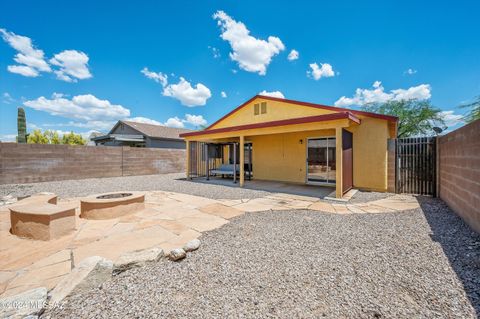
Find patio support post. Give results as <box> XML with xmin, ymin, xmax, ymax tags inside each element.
<box><xmin>335</xmin><ymin>127</ymin><xmax>343</xmax><ymax>198</ymax></box>
<box><xmin>233</xmin><ymin>143</ymin><xmax>237</xmax><ymax>183</ymax></box>
<box><xmin>240</xmin><ymin>136</ymin><xmax>245</xmax><ymax>187</ymax></box>
<box><xmin>186</xmin><ymin>140</ymin><xmax>191</xmax><ymax>180</ymax></box>
<box><xmin>205</xmin><ymin>144</ymin><xmax>209</xmax><ymax>180</ymax></box>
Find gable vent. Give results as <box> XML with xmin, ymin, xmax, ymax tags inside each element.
<box><xmin>261</xmin><ymin>102</ymin><xmax>267</xmax><ymax>114</ymax></box>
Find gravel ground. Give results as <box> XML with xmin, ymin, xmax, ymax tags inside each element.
<box><xmin>348</xmin><ymin>190</ymin><xmax>394</xmax><ymax>204</ymax></box>
<box><xmin>0</xmin><ymin>173</ymin><xmax>270</xmax><ymax>200</ymax></box>
<box><xmin>0</xmin><ymin>173</ymin><xmax>390</xmax><ymax>203</ymax></box>
<box><xmin>44</xmin><ymin>198</ymin><xmax>479</xmax><ymax>319</ymax></box>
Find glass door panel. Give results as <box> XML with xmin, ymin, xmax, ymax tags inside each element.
<box><xmin>307</xmin><ymin>138</ymin><xmax>336</xmax><ymax>184</ymax></box>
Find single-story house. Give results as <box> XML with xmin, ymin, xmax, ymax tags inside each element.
<box><xmin>93</xmin><ymin>120</ymin><xmax>192</xmax><ymax>149</ymax></box>
<box><xmin>180</xmin><ymin>95</ymin><xmax>398</xmax><ymax>198</ymax></box>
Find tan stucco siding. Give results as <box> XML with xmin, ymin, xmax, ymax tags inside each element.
<box><xmin>250</xmin><ymin>130</ymin><xmax>335</xmax><ymax>184</ymax></box>
<box><xmin>249</xmin><ymin>118</ymin><xmax>389</xmax><ymax>191</ymax></box>
<box><xmin>210</xmin><ymin>98</ymin><xmax>337</xmax><ymax>130</ymax></box>
<box><xmin>348</xmin><ymin>117</ymin><xmax>390</xmax><ymax>191</ymax></box>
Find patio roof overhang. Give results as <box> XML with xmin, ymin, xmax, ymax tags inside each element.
<box><xmin>180</xmin><ymin>112</ymin><xmax>360</xmax><ymax>141</ymax></box>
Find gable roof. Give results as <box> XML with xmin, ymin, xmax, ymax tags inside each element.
<box><xmin>180</xmin><ymin>112</ymin><xmax>360</xmax><ymax>138</ymax></box>
<box><xmin>204</xmin><ymin>95</ymin><xmax>398</xmax><ymax>131</ymax></box>
<box><xmin>111</xmin><ymin>120</ymin><xmax>193</xmax><ymax>140</ymax></box>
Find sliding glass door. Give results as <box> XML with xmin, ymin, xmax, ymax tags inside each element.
<box><xmin>307</xmin><ymin>137</ymin><xmax>336</xmax><ymax>185</ymax></box>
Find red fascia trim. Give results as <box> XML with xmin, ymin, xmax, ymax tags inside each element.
<box><xmin>180</xmin><ymin>112</ymin><xmax>359</xmax><ymax>138</ymax></box>
<box><xmin>204</xmin><ymin>95</ymin><xmax>397</xmax><ymax>131</ymax></box>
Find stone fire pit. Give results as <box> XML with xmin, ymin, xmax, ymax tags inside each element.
<box><xmin>80</xmin><ymin>192</ymin><xmax>145</xmax><ymax>220</ymax></box>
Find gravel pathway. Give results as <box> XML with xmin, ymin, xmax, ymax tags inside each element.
<box><xmin>44</xmin><ymin>198</ymin><xmax>479</xmax><ymax>318</ymax></box>
<box><xmin>0</xmin><ymin>174</ymin><xmax>391</xmax><ymax>203</ymax></box>
<box><xmin>348</xmin><ymin>190</ymin><xmax>394</xmax><ymax>204</ymax></box>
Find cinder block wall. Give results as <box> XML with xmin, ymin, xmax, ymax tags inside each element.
<box><xmin>438</xmin><ymin>120</ymin><xmax>480</xmax><ymax>233</ymax></box>
<box><xmin>0</xmin><ymin>143</ymin><xmax>185</xmax><ymax>184</ymax></box>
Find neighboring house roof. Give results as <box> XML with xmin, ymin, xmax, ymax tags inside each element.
<box><xmin>204</xmin><ymin>95</ymin><xmax>398</xmax><ymax>131</ymax></box>
<box><xmin>180</xmin><ymin>112</ymin><xmax>360</xmax><ymax>138</ymax></box>
<box><xmin>111</xmin><ymin>120</ymin><xmax>194</xmax><ymax>140</ymax></box>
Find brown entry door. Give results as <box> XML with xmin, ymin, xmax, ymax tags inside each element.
<box><xmin>342</xmin><ymin>129</ymin><xmax>353</xmax><ymax>193</ymax></box>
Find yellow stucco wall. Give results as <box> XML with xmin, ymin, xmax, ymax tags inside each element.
<box><xmin>249</xmin><ymin>118</ymin><xmax>389</xmax><ymax>192</ymax></box>
<box><xmin>250</xmin><ymin>130</ymin><xmax>335</xmax><ymax>184</ymax></box>
<box><xmin>209</xmin><ymin>98</ymin><xmax>336</xmax><ymax>129</ymax></box>
<box><xmin>188</xmin><ymin>97</ymin><xmax>393</xmax><ymax>192</ymax></box>
<box><xmin>347</xmin><ymin>117</ymin><xmax>390</xmax><ymax>191</ymax></box>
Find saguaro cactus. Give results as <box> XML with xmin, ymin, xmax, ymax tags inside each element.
<box><xmin>17</xmin><ymin>107</ymin><xmax>27</xmax><ymax>143</ymax></box>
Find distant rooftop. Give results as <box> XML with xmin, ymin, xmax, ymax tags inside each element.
<box><xmin>118</xmin><ymin>120</ymin><xmax>194</xmax><ymax>140</ymax></box>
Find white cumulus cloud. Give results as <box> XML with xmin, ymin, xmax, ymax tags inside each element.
<box><xmin>287</xmin><ymin>49</ymin><xmax>299</xmax><ymax>61</ymax></box>
<box><xmin>213</xmin><ymin>10</ymin><xmax>285</xmax><ymax>75</ymax></box>
<box><xmin>0</xmin><ymin>28</ymin><xmax>92</xmax><ymax>81</ymax></box>
<box><xmin>164</xmin><ymin>114</ymin><xmax>207</xmax><ymax>128</ymax></box>
<box><xmin>184</xmin><ymin>114</ymin><xmax>207</xmax><ymax>127</ymax></box>
<box><xmin>127</xmin><ymin>117</ymin><xmax>163</xmax><ymax>126</ymax></box>
<box><xmin>164</xmin><ymin>117</ymin><xmax>185</xmax><ymax>128</ymax></box>
<box><xmin>162</xmin><ymin>77</ymin><xmax>211</xmax><ymax>107</ymax></box>
<box><xmin>334</xmin><ymin>81</ymin><xmax>432</xmax><ymax>107</ymax></box>
<box><xmin>308</xmin><ymin>63</ymin><xmax>335</xmax><ymax>80</ymax></box>
<box><xmin>23</xmin><ymin>93</ymin><xmax>130</xmax><ymax>122</ymax></box>
<box><xmin>49</xmin><ymin>50</ymin><xmax>92</xmax><ymax>82</ymax></box>
<box><xmin>0</xmin><ymin>28</ymin><xmax>51</xmax><ymax>77</ymax></box>
<box><xmin>259</xmin><ymin>90</ymin><xmax>285</xmax><ymax>99</ymax></box>
<box><xmin>141</xmin><ymin>67</ymin><xmax>168</xmax><ymax>87</ymax></box>
<box><xmin>439</xmin><ymin>110</ymin><xmax>464</xmax><ymax>128</ymax></box>
<box><xmin>221</xmin><ymin>91</ymin><xmax>227</xmax><ymax>98</ymax></box>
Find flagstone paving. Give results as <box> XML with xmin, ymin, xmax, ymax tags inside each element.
<box><xmin>0</xmin><ymin>190</ymin><xmax>420</xmax><ymax>298</ymax></box>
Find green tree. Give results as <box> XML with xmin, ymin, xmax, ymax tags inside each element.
<box><xmin>460</xmin><ymin>96</ymin><xmax>480</xmax><ymax>123</ymax></box>
<box><xmin>361</xmin><ymin>99</ymin><xmax>445</xmax><ymax>138</ymax></box>
<box><xmin>44</xmin><ymin>130</ymin><xmax>61</xmax><ymax>144</ymax></box>
<box><xmin>62</xmin><ymin>131</ymin><xmax>86</xmax><ymax>145</ymax></box>
<box><xmin>27</xmin><ymin>129</ymin><xmax>49</xmax><ymax>144</ymax></box>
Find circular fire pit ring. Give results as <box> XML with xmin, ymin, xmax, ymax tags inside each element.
<box><xmin>96</xmin><ymin>193</ymin><xmax>133</xmax><ymax>200</ymax></box>
<box><xmin>80</xmin><ymin>191</ymin><xmax>145</xmax><ymax>220</ymax></box>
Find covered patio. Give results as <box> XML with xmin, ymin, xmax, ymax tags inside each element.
<box><xmin>181</xmin><ymin>112</ymin><xmax>359</xmax><ymax>198</ymax></box>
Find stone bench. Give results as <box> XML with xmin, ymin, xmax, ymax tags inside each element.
<box><xmin>9</xmin><ymin>194</ymin><xmax>76</xmax><ymax>241</ymax></box>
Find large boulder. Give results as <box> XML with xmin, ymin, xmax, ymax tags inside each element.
<box><xmin>49</xmin><ymin>256</ymin><xmax>113</xmax><ymax>305</ymax></box>
<box><xmin>183</xmin><ymin>239</ymin><xmax>201</xmax><ymax>252</ymax></box>
<box><xmin>0</xmin><ymin>287</ymin><xmax>47</xmax><ymax>319</ymax></box>
<box><xmin>113</xmin><ymin>247</ymin><xmax>164</xmax><ymax>274</ymax></box>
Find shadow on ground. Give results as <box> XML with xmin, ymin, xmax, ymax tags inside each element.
<box><xmin>177</xmin><ymin>177</ymin><xmax>336</xmax><ymax>198</ymax></box>
<box><xmin>419</xmin><ymin>196</ymin><xmax>480</xmax><ymax>316</ymax></box>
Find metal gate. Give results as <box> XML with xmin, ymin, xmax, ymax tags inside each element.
<box><xmin>396</xmin><ymin>137</ymin><xmax>436</xmax><ymax>196</ymax></box>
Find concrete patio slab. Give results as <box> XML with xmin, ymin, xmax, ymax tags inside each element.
<box><xmin>199</xmin><ymin>203</ymin><xmax>245</xmax><ymax>219</ymax></box>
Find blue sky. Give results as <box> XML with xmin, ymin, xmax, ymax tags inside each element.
<box><xmin>1</xmin><ymin>0</ymin><xmax>479</xmax><ymax>140</ymax></box>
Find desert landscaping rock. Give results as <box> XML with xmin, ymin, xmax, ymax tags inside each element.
<box><xmin>48</xmin><ymin>256</ymin><xmax>113</xmax><ymax>305</ymax></box>
<box><xmin>0</xmin><ymin>287</ymin><xmax>47</xmax><ymax>319</ymax></box>
<box><xmin>183</xmin><ymin>239</ymin><xmax>201</xmax><ymax>252</ymax></box>
<box><xmin>0</xmin><ymin>173</ymin><xmax>388</xmax><ymax>203</ymax></box>
<box><xmin>168</xmin><ymin>248</ymin><xmax>186</xmax><ymax>261</ymax></box>
<box><xmin>43</xmin><ymin>198</ymin><xmax>479</xmax><ymax>318</ymax></box>
<box><xmin>113</xmin><ymin>248</ymin><xmax>163</xmax><ymax>274</ymax></box>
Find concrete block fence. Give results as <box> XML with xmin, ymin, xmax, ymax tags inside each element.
<box><xmin>0</xmin><ymin>143</ymin><xmax>185</xmax><ymax>184</ymax></box>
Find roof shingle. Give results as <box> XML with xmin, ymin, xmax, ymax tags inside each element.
<box><xmin>120</xmin><ymin>120</ymin><xmax>194</xmax><ymax>140</ymax></box>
